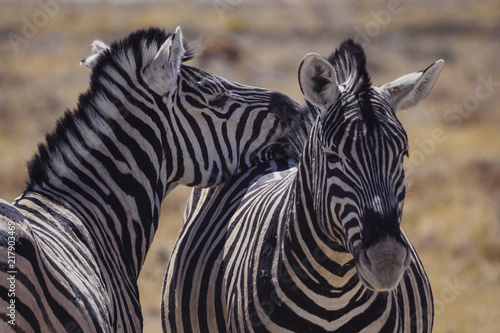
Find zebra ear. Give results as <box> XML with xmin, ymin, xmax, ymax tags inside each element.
<box><xmin>147</xmin><ymin>26</ymin><xmax>185</xmax><ymax>82</ymax></box>
<box><xmin>80</xmin><ymin>40</ymin><xmax>109</xmax><ymax>70</ymax></box>
<box><xmin>298</xmin><ymin>53</ymin><xmax>339</xmax><ymax>108</ymax></box>
<box><xmin>377</xmin><ymin>60</ymin><xmax>444</xmax><ymax>112</ymax></box>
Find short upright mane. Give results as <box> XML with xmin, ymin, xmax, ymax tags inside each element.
<box><xmin>327</xmin><ymin>39</ymin><xmax>371</xmax><ymax>91</ymax></box>
<box><xmin>327</xmin><ymin>39</ymin><xmax>376</xmax><ymax>126</ymax></box>
<box><xmin>26</xmin><ymin>28</ymin><xmax>193</xmax><ymax>189</ymax></box>
<box><xmin>92</xmin><ymin>28</ymin><xmax>194</xmax><ymax>73</ymax></box>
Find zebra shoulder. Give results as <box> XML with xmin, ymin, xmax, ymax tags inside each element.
<box><xmin>0</xmin><ymin>199</ymin><xmax>31</xmax><ymax>247</ymax></box>
<box><xmin>0</xmin><ymin>199</ymin><xmax>24</xmax><ymax>222</ymax></box>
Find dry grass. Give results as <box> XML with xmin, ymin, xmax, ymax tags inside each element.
<box><xmin>1</xmin><ymin>1</ymin><xmax>499</xmax><ymax>332</ymax></box>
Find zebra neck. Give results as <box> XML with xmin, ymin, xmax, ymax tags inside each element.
<box><xmin>281</xmin><ymin>151</ymin><xmax>357</xmax><ymax>294</ymax></box>
<box><xmin>25</xmin><ymin>102</ymin><xmax>175</xmax><ymax>276</ymax></box>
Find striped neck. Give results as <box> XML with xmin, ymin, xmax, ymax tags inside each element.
<box><xmin>25</xmin><ymin>92</ymin><xmax>174</xmax><ymax>277</ymax></box>
<box><xmin>281</xmin><ymin>126</ymin><xmax>362</xmax><ymax>297</ymax></box>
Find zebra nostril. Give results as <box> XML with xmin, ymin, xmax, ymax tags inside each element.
<box><xmin>404</xmin><ymin>245</ymin><xmax>412</xmax><ymax>267</ymax></box>
<box><xmin>359</xmin><ymin>249</ymin><xmax>372</xmax><ymax>268</ymax></box>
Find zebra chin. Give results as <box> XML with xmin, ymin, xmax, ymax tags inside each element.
<box><xmin>354</xmin><ymin>236</ymin><xmax>411</xmax><ymax>291</ymax></box>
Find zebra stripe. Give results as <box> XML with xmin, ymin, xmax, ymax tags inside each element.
<box><xmin>0</xmin><ymin>27</ymin><xmax>303</xmax><ymax>332</ymax></box>
<box><xmin>162</xmin><ymin>40</ymin><xmax>444</xmax><ymax>332</ymax></box>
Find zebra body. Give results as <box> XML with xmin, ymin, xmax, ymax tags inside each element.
<box><xmin>0</xmin><ymin>27</ymin><xmax>302</xmax><ymax>332</ymax></box>
<box><xmin>162</xmin><ymin>40</ymin><xmax>444</xmax><ymax>332</ymax></box>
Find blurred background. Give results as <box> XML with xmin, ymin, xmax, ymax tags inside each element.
<box><xmin>0</xmin><ymin>0</ymin><xmax>499</xmax><ymax>331</ymax></box>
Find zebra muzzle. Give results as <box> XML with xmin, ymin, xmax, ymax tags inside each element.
<box><xmin>355</xmin><ymin>236</ymin><xmax>411</xmax><ymax>291</ymax></box>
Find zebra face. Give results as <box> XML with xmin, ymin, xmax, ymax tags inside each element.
<box><xmin>79</xmin><ymin>27</ymin><xmax>302</xmax><ymax>189</ymax></box>
<box><xmin>323</xmin><ymin>121</ymin><xmax>412</xmax><ymax>291</ymax></box>
<box><xmin>299</xmin><ymin>40</ymin><xmax>443</xmax><ymax>291</ymax></box>
<box><xmin>167</xmin><ymin>65</ymin><xmax>302</xmax><ymax>186</ymax></box>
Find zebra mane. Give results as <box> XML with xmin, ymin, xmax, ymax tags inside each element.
<box><xmin>91</xmin><ymin>28</ymin><xmax>194</xmax><ymax>73</ymax></box>
<box><xmin>285</xmin><ymin>102</ymin><xmax>319</xmax><ymax>160</ymax></box>
<box><xmin>327</xmin><ymin>39</ymin><xmax>377</xmax><ymax>127</ymax></box>
<box><xmin>26</xmin><ymin>28</ymin><xmax>194</xmax><ymax>189</ymax></box>
<box><xmin>327</xmin><ymin>39</ymin><xmax>371</xmax><ymax>93</ymax></box>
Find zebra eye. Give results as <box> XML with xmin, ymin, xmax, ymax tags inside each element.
<box><xmin>209</xmin><ymin>93</ymin><xmax>229</xmax><ymax>108</ymax></box>
<box><xmin>326</xmin><ymin>152</ymin><xmax>342</xmax><ymax>164</ymax></box>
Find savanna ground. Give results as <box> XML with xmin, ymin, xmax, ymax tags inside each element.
<box><xmin>0</xmin><ymin>0</ymin><xmax>499</xmax><ymax>332</ymax></box>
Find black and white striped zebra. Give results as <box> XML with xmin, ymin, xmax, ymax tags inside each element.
<box><xmin>0</xmin><ymin>27</ymin><xmax>303</xmax><ymax>332</ymax></box>
<box><xmin>162</xmin><ymin>40</ymin><xmax>444</xmax><ymax>332</ymax></box>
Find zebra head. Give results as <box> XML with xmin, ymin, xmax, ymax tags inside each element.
<box><xmin>79</xmin><ymin>27</ymin><xmax>302</xmax><ymax>190</ymax></box>
<box><xmin>298</xmin><ymin>40</ymin><xmax>443</xmax><ymax>291</ymax></box>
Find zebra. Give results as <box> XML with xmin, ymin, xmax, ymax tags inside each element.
<box><xmin>162</xmin><ymin>39</ymin><xmax>444</xmax><ymax>332</ymax></box>
<box><xmin>0</xmin><ymin>26</ymin><xmax>304</xmax><ymax>332</ymax></box>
